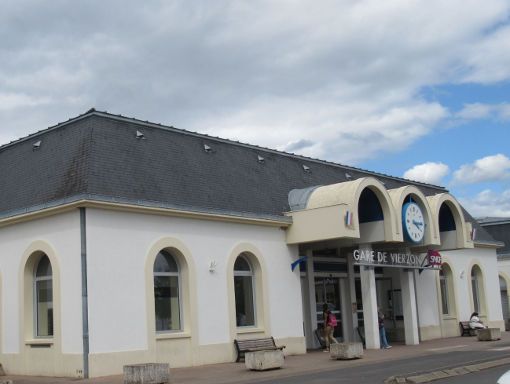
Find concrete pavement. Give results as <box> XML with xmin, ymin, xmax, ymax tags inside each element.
<box><xmin>3</xmin><ymin>332</ymin><xmax>510</xmax><ymax>384</ymax></box>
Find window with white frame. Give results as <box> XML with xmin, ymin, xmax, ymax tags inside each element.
<box><xmin>439</xmin><ymin>268</ymin><xmax>449</xmax><ymax>315</ymax></box>
<box><xmin>471</xmin><ymin>267</ymin><xmax>481</xmax><ymax>313</ymax></box>
<box><xmin>34</xmin><ymin>255</ymin><xmax>53</xmax><ymax>337</ymax></box>
<box><xmin>153</xmin><ymin>250</ymin><xmax>181</xmax><ymax>332</ymax></box>
<box><xmin>234</xmin><ymin>254</ymin><xmax>255</xmax><ymax>327</ymax></box>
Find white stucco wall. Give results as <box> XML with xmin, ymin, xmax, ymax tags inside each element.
<box><xmin>85</xmin><ymin>208</ymin><xmax>303</xmax><ymax>354</ymax></box>
<box><xmin>0</xmin><ymin>211</ymin><xmax>82</xmax><ymax>354</ymax></box>
<box><xmin>378</xmin><ymin>246</ymin><xmax>502</xmax><ymax>336</ymax></box>
<box><xmin>442</xmin><ymin>247</ymin><xmax>503</xmax><ymax>323</ymax></box>
<box><xmin>415</xmin><ymin>268</ymin><xmax>441</xmax><ymax>327</ymax></box>
<box><xmin>498</xmin><ymin>259</ymin><xmax>510</xmax><ymax>284</ymax></box>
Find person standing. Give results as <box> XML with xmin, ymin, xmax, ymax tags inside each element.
<box><xmin>378</xmin><ymin>308</ymin><xmax>392</xmax><ymax>349</ymax></box>
<box><xmin>323</xmin><ymin>303</ymin><xmax>338</xmax><ymax>351</ymax></box>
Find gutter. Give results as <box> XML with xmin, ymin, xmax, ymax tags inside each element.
<box><xmin>0</xmin><ymin>194</ymin><xmax>292</xmax><ymax>228</ymax></box>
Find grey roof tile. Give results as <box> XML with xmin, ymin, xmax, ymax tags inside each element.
<box><xmin>0</xmin><ymin>108</ymin><xmax>495</xmax><ymax>249</ymax></box>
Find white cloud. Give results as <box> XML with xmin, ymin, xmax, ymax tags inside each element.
<box><xmin>197</xmin><ymin>98</ymin><xmax>447</xmax><ymax>163</ymax></box>
<box><xmin>455</xmin><ymin>103</ymin><xmax>510</xmax><ymax>122</ymax></box>
<box><xmin>452</xmin><ymin>154</ymin><xmax>510</xmax><ymax>184</ymax></box>
<box><xmin>460</xmin><ymin>189</ymin><xmax>510</xmax><ymax>217</ymax></box>
<box><xmin>403</xmin><ymin>162</ymin><xmax>450</xmax><ymax>185</ymax></box>
<box><xmin>461</xmin><ymin>24</ymin><xmax>510</xmax><ymax>84</ymax></box>
<box><xmin>0</xmin><ymin>93</ymin><xmax>51</xmax><ymax>110</ymax></box>
<box><xmin>0</xmin><ymin>1</ymin><xmax>509</xmax><ymax>164</ymax></box>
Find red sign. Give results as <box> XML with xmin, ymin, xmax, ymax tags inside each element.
<box><xmin>427</xmin><ymin>250</ymin><xmax>442</xmax><ymax>266</ymax></box>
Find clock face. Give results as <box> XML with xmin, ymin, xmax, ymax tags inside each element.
<box><xmin>402</xmin><ymin>202</ymin><xmax>425</xmax><ymax>243</ymax></box>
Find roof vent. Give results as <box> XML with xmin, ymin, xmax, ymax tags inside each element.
<box><xmin>136</xmin><ymin>130</ymin><xmax>145</xmax><ymax>139</ymax></box>
<box><xmin>33</xmin><ymin>140</ymin><xmax>42</xmax><ymax>150</ymax></box>
<box><xmin>257</xmin><ymin>155</ymin><xmax>265</xmax><ymax>163</ymax></box>
<box><xmin>302</xmin><ymin>164</ymin><xmax>311</xmax><ymax>172</ymax></box>
<box><xmin>345</xmin><ymin>172</ymin><xmax>352</xmax><ymax>180</ymax></box>
<box><xmin>204</xmin><ymin>144</ymin><xmax>212</xmax><ymax>152</ymax></box>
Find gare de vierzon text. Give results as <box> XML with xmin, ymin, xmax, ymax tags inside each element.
<box><xmin>353</xmin><ymin>249</ymin><xmax>422</xmax><ymax>266</ymax></box>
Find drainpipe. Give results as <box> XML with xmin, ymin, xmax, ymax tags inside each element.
<box><xmin>80</xmin><ymin>208</ymin><xmax>90</xmax><ymax>378</ymax></box>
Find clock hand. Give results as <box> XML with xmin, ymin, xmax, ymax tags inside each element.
<box><xmin>413</xmin><ymin>220</ymin><xmax>424</xmax><ymax>229</ymax></box>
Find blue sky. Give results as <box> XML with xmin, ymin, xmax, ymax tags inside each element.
<box><xmin>362</xmin><ymin>82</ymin><xmax>510</xmax><ymax>203</ymax></box>
<box><xmin>1</xmin><ymin>0</ymin><xmax>510</xmax><ymax>217</ymax></box>
<box><xmin>360</xmin><ymin>81</ymin><xmax>510</xmax><ymax>217</ymax></box>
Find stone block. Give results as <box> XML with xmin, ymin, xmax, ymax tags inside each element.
<box><xmin>245</xmin><ymin>350</ymin><xmax>284</xmax><ymax>371</ymax></box>
<box><xmin>477</xmin><ymin>328</ymin><xmax>501</xmax><ymax>341</ymax></box>
<box><xmin>123</xmin><ymin>363</ymin><xmax>170</xmax><ymax>384</ymax></box>
<box><xmin>330</xmin><ymin>342</ymin><xmax>363</xmax><ymax>360</ymax></box>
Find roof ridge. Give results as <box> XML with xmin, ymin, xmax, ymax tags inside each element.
<box><xmin>0</xmin><ymin>108</ymin><xmax>96</xmax><ymax>153</ymax></box>
<box><xmin>1</xmin><ymin>108</ymin><xmax>448</xmax><ymax>191</ymax></box>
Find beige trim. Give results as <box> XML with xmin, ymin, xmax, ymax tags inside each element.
<box><xmin>419</xmin><ymin>325</ymin><xmax>442</xmax><ymax>341</ymax></box>
<box><xmin>473</xmin><ymin>241</ymin><xmax>501</xmax><ymax>249</ymax></box>
<box><xmin>439</xmin><ymin>318</ymin><xmax>461</xmax><ymax>338</ymax></box>
<box><xmin>499</xmin><ymin>271</ymin><xmax>510</xmax><ymax>290</ymax></box>
<box><xmin>286</xmin><ymin>204</ymin><xmax>355</xmax><ymax>244</ymax></box>
<box><xmin>226</xmin><ymin>243</ymin><xmax>270</xmax><ymax>341</ymax></box>
<box><xmin>0</xmin><ymin>270</ymin><xmax>2</xmax><ymax>355</ymax></box>
<box><xmin>498</xmin><ymin>272</ymin><xmax>510</xmax><ymax>327</ymax></box>
<box><xmin>1</xmin><ymin>352</ymin><xmax>83</xmax><ymax>377</ymax></box>
<box><xmin>488</xmin><ymin>319</ymin><xmax>505</xmax><ymax>330</ymax></box>
<box><xmin>427</xmin><ymin>193</ymin><xmax>474</xmax><ymax>249</ymax></box>
<box><xmin>86</xmin><ymin>337</ymin><xmax>306</xmax><ymax>377</ymax></box>
<box><xmin>25</xmin><ymin>339</ymin><xmax>54</xmax><ymax>346</ymax></box>
<box><xmin>12</xmin><ymin>240</ymin><xmax>69</xmax><ymax>376</ymax></box>
<box><xmin>435</xmin><ymin>260</ymin><xmax>459</xmax><ymax>337</ymax></box>
<box><xmin>144</xmin><ymin>237</ymin><xmax>199</xmax><ymax>361</ymax></box>
<box><xmin>467</xmin><ymin>261</ymin><xmax>488</xmax><ymax>316</ymax></box>
<box><xmin>0</xmin><ymin>200</ymin><xmax>290</xmax><ymax>229</ymax></box>
<box><xmin>287</xmin><ymin>177</ymin><xmax>400</xmax><ymax>244</ymax></box>
<box><xmin>388</xmin><ymin>186</ymin><xmax>439</xmax><ymax>246</ymax></box>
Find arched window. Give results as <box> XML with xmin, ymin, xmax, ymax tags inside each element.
<box><xmin>358</xmin><ymin>188</ymin><xmax>384</xmax><ymax>223</ymax></box>
<box><xmin>234</xmin><ymin>254</ymin><xmax>255</xmax><ymax>327</ymax></box>
<box><xmin>439</xmin><ymin>265</ymin><xmax>453</xmax><ymax>315</ymax></box>
<box><xmin>439</xmin><ymin>269</ymin><xmax>449</xmax><ymax>315</ymax></box>
<box><xmin>471</xmin><ymin>265</ymin><xmax>484</xmax><ymax>313</ymax></box>
<box><xmin>500</xmin><ymin>276</ymin><xmax>510</xmax><ymax>323</ymax></box>
<box><xmin>153</xmin><ymin>250</ymin><xmax>181</xmax><ymax>332</ymax></box>
<box><xmin>34</xmin><ymin>255</ymin><xmax>53</xmax><ymax>337</ymax></box>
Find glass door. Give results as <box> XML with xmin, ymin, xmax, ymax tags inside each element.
<box><xmin>315</xmin><ymin>277</ymin><xmax>343</xmax><ymax>340</ymax></box>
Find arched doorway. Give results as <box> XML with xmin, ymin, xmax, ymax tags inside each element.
<box><xmin>500</xmin><ymin>275</ymin><xmax>510</xmax><ymax>330</ymax></box>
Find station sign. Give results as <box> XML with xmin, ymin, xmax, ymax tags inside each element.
<box><xmin>352</xmin><ymin>249</ymin><xmax>442</xmax><ymax>270</ymax></box>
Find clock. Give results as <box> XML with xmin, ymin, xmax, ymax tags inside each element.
<box><xmin>402</xmin><ymin>202</ymin><xmax>425</xmax><ymax>243</ymax></box>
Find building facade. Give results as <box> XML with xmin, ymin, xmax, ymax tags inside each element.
<box><xmin>0</xmin><ymin>110</ymin><xmax>504</xmax><ymax>377</ymax></box>
<box><xmin>479</xmin><ymin>217</ymin><xmax>510</xmax><ymax>329</ymax></box>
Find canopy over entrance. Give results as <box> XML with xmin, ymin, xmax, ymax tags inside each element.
<box><xmin>286</xmin><ymin>177</ymin><xmax>474</xmax><ymax>250</ymax></box>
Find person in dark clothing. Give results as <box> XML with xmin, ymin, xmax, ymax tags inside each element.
<box><xmin>378</xmin><ymin>308</ymin><xmax>391</xmax><ymax>349</ymax></box>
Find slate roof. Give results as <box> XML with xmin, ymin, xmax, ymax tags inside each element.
<box><xmin>478</xmin><ymin>218</ymin><xmax>510</xmax><ymax>255</ymax></box>
<box><xmin>0</xmin><ymin>109</ymin><xmax>498</xmax><ymax>245</ymax></box>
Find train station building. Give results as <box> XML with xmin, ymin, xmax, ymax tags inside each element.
<box><xmin>0</xmin><ymin>110</ymin><xmax>504</xmax><ymax>377</ymax></box>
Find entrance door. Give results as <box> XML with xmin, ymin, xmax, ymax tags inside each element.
<box><xmin>315</xmin><ymin>277</ymin><xmax>343</xmax><ymax>340</ymax></box>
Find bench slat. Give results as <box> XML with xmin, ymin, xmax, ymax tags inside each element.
<box><xmin>459</xmin><ymin>321</ymin><xmax>476</xmax><ymax>336</ymax></box>
<box><xmin>234</xmin><ymin>337</ymin><xmax>285</xmax><ymax>362</ymax></box>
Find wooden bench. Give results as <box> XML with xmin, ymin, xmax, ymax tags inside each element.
<box><xmin>459</xmin><ymin>321</ymin><xmax>476</xmax><ymax>336</ymax></box>
<box><xmin>234</xmin><ymin>337</ymin><xmax>285</xmax><ymax>362</ymax></box>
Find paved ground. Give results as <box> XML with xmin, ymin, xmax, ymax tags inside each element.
<box><xmin>3</xmin><ymin>333</ymin><xmax>510</xmax><ymax>384</ymax></box>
